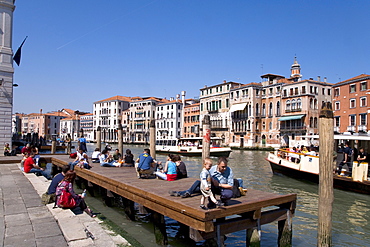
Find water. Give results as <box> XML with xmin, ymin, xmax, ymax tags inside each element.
<box><xmin>82</xmin><ymin>143</ymin><xmax>370</xmax><ymax>246</ymax></box>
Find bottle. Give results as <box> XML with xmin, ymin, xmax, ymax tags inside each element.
<box><xmin>81</xmin><ymin>189</ymin><xmax>86</xmax><ymax>198</ymax></box>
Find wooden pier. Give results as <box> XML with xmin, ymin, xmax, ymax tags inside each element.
<box><xmin>23</xmin><ymin>155</ymin><xmax>297</xmax><ymax>246</ymax></box>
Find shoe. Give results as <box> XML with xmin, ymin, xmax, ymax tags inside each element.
<box><xmin>239</xmin><ymin>187</ymin><xmax>247</xmax><ymax>196</ymax></box>
<box><xmin>216</xmin><ymin>201</ymin><xmax>224</xmax><ymax>207</ymax></box>
<box><xmin>181</xmin><ymin>191</ymin><xmax>191</xmax><ymax>198</ymax></box>
<box><xmin>200</xmin><ymin>204</ymin><xmax>207</xmax><ymax>210</ymax></box>
<box><xmin>207</xmin><ymin>202</ymin><xmax>216</xmax><ymax>209</ymax></box>
<box><xmin>169</xmin><ymin>190</ymin><xmax>180</xmax><ymax>197</ymax></box>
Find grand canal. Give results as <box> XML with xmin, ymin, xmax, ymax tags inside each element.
<box><xmin>81</xmin><ymin>143</ymin><xmax>370</xmax><ymax>246</ymax></box>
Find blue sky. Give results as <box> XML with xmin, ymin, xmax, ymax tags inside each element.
<box><xmin>12</xmin><ymin>0</ymin><xmax>370</xmax><ymax>113</ymax></box>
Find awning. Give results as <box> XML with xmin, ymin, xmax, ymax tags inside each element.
<box><xmin>230</xmin><ymin>103</ymin><xmax>247</xmax><ymax>112</ymax></box>
<box><xmin>278</xmin><ymin>114</ymin><xmax>305</xmax><ymax>121</ymax></box>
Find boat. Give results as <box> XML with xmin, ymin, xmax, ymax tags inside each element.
<box><xmin>266</xmin><ymin>147</ymin><xmax>370</xmax><ymax>195</ymax></box>
<box><xmin>156</xmin><ymin>137</ymin><xmax>232</xmax><ymax>157</ymax></box>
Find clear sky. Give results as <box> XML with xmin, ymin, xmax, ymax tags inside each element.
<box><xmin>12</xmin><ymin>0</ymin><xmax>370</xmax><ymax>114</ymax></box>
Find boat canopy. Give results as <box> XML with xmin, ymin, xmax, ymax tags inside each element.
<box><xmin>278</xmin><ymin>114</ymin><xmax>305</xmax><ymax>121</ymax></box>
<box><xmin>230</xmin><ymin>103</ymin><xmax>248</xmax><ymax>112</ymax></box>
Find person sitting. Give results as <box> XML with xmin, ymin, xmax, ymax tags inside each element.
<box><xmin>173</xmin><ymin>154</ymin><xmax>187</xmax><ymax>179</ymax></box>
<box><xmin>47</xmin><ymin>165</ymin><xmax>70</xmax><ymax>195</ymax></box>
<box><xmin>56</xmin><ymin>170</ymin><xmax>95</xmax><ymax>217</ymax></box>
<box><xmin>4</xmin><ymin>143</ymin><xmax>10</xmax><ymax>156</ymax></box>
<box><xmin>122</xmin><ymin>149</ymin><xmax>134</xmax><ymax>167</ymax></box>
<box><xmin>306</xmin><ymin>147</ymin><xmax>317</xmax><ymax>156</ymax></box>
<box><xmin>136</xmin><ymin>149</ymin><xmax>156</xmax><ymax>178</ymax></box>
<box><xmin>357</xmin><ymin>147</ymin><xmax>367</xmax><ymax>164</ymax></box>
<box><xmin>69</xmin><ymin>149</ymin><xmax>90</xmax><ymax>170</ymax></box>
<box><xmin>21</xmin><ymin>143</ymin><xmax>32</xmax><ymax>156</ymax></box>
<box><xmin>99</xmin><ymin>149</ymin><xmax>120</xmax><ymax>167</ymax></box>
<box><xmin>23</xmin><ymin>152</ymin><xmax>51</xmax><ymax>179</ymax></box>
<box><xmin>112</xmin><ymin>149</ymin><xmax>122</xmax><ymax>161</ymax></box>
<box><xmin>155</xmin><ymin>154</ymin><xmax>177</xmax><ymax>181</ymax></box>
<box><xmin>169</xmin><ymin>157</ymin><xmax>237</xmax><ymax>207</ymax></box>
<box><xmin>91</xmin><ymin>148</ymin><xmax>101</xmax><ymax>163</ymax></box>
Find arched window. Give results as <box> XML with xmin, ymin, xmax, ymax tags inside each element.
<box><xmin>297</xmin><ymin>98</ymin><xmax>302</xmax><ymax>110</ymax></box>
<box><xmin>291</xmin><ymin>99</ymin><xmax>296</xmax><ymax>110</ymax></box>
<box><xmin>286</xmin><ymin>100</ymin><xmax>291</xmax><ymax>111</ymax></box>
<box><xmin>310</xmin><ymin>117</ymin><xmax>313</xmax><ymax>128</ymax></box>
<box><xmin>247</xmin><ymin>120</ymin><xmax>251</xmax><ymax>130</ymax></box>
<box><xmin>262</xmin><ymin>103</ymin><xmax>266</xmax><ymax>116</ymax></box>
<box><xmin>276</xmin><ymin>101</ymin><xmax>280</xmax><ymax>116</ymax></box>
<box><xmin>314</xmin><ymin>117</ymin><xmax>318</xmax><ymax>128</ymax></box>
<box><xmin>310</xmin><ymin>99</ymin><xmax>314</xmax><ymax>109</ymax></box>
<box><xmin>256</xmin><ymin>103</ymin><xmax>259</xmax><ymax>116</ymax></box>
<box><xmin>314</xmin><ymin>99</ymin><xmax>318</xmax><ymax>109</ymax></box>
<box><xmin>269</xmin><ymin>102</ymin><xmax>273</xmax><ymax>117</ymax></box>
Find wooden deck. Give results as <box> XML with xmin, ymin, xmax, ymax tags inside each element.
<box><xmin>47</xmin><ymin>155</ymin><xmax>297</xmax><ymax>244</ymax></box>
<box><xmin>6</xmin><ymin>154</ymin><xmax>296</xmax><ymax>245</ymax></box>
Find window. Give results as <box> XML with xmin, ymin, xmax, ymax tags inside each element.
<box><xmin>350</xmin><ymin>84</ymin><xmax>356</xmax><ymax>93</ymax></box>
<box><xmin>291</xmin><ymin>99</ymin><xmax>296</xmax><ymax>110</ymax></box>
<box><xmin>286</xmin><ymin>100</ymin><xmax>291</xmax><ymax>111</ymax></box>
<box><xmin>350</xmin><ymin>115</ymin><xmax>356</xmax><ymax>126</ymax></box>
<box><xmin>328</xmin><ymin>89</ymin><xmax>331</xmax><ymax>95</ymax></box>
<box><xmin>322</xmin><ymin>88</ymin><xmax>325</xmax><ymax>95</ymax></box>
<box><xmin>269</xmin><ymin>102</ymin><xmax>273</xmax><ymax>117</ymax></box>
<box><xmin>294</xmin><ymin>87</ymin><xmax>298</xmax><ymax>95</ymax></box>
<box><xmin>335</xmin><ymin>101</ymin><xmax>340</xmax><ymax>110</ymax></box>
<box><xmin>360</xmin><ymin>97</ymin><xmax>367</xmax><ymax>107</ymax></box>
<box><xmin>297</xmin><ymin>99</ymin><xmax>302</xmax><ymax>109</ymax></box>
<box><xmin>335</xmin><ymin>117</ymin><xmax>340</xmax><ymax>127</ymax></box>
<box><xmin>350</xmin><ymin>99</ymin><xmax>356</xmax><ymax>108</ymax></box>
<box><xmin>360</xmin><ymin>114</ymin><xmax>366</xmax><ymax>126</ymax></box>
<box><xmin>276</xmin><ymin>101</ymin><xmax>280</xmax><ymax>116</ymax></box>
<box><xmin>361</xmin><ymin>81</ymin><xmax>367</xmax><ymax>91</ymax></box>
<box><xmin>302</xmin><ymin>86</ymin><xmax>306</xmax><ymax>94</ymax></box>
<box><xmin>334</xmin><ymin>88</ymin><xmax>339</xmax><ymax>96</ymax></box>
<box><xmin>226</xmin><ymin>99</ymin><xmax>229</xmax><ymax>108</ymax></box>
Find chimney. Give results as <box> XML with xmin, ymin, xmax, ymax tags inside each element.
<box><xmin>170</xmin><ymin>97</ymin><xmax>174</xmax><ymax>101</ymax></box>
<box><xmin>40</xmin><ymin>109</ymin><xmax>42</xmax><ymax>114</ymax></box>
<box><xmin>324</xmin><ymin>77</ymin><xmax>327</xmax><ymax>82</ymax></box>
<box><xmin>309</xmin><ymin>78</ymin><xmax>313</xmax><ymax>80</ymax></box>
<box><xmin>223</xmin><ymin>80</ymin><xmax>227</xmax><ymax>83</ymax></box>
<box><xmin>317</xmin><ymin>76</ymin><xmax>321</xmax><ymax>81</ymax></box>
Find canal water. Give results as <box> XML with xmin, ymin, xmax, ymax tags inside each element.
<box><xmin>79</xmin><ymin>143</ymin><xmax>370</xmax><ymax>246</ymax></box>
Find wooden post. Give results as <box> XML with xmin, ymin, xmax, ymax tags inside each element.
<box><xmin>202</xmin><ymin>115</ymin><xmax>211</xmax><ymax>161</ymax></box>
<box><xmin>278</xmin><ymin>212</ymin><xmax>292</xmax><ymax>247</ymax></box>
<box><xmin>247</xmin><ymin>209</ymin><xmax>261</xmax><ymax>247</ymax></box>
<box><xmin>150</xmin><ymin>120</ymin><xmax>156</xmax><ymax>160</ymax></box>
<box><xmin>117</xmin><ymin>123</ymin><xmax>123</xmax><ymax>156</ymax></box>
<box><xmin>96</xmin><ymin>126</ymin><xmax>102</xmax><ymax>151</ymax></box>
<box><xmin>121</xmin><ymin>197</ymin><xmax>136</xmax><ymax>221</ymax></box>
<box><xmin>51</xmin><ymin>136</ymin><xmax>56</xmax><ymax>154</ymax></box>
<box><xmin>318</xmin><ymin>102</ymin><xmax>334</xmax><ymax>247</ymax></box>
<box><xmin>150</xmin><ymin>210</ymin><xmax>168</xmax><ymax>245</ymax></box>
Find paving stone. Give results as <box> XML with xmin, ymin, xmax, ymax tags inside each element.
<box><xmin>3</xmin><ymin>232</ymin><xmax>36</xmax><ymax>247</ymax></box>
<box><xmin>0</xmin><ymin>216</ymin><xmax>5</xmax><ymax>247</ymax></box>
<box><xmin>24</xmin><ymin>198</ymin><xmax>43</xmax><ymax>208</ymax></box>
<box><xmin>35</xmin><ymin>234</ymin><xmax>68</xmax><ymax>247</ymax></box>
<box><xmin>5</xmin><ymin>224</ymin><xmax>33</xmax><ymax>237</ymax></box>
<box><xmin>4</xmin><ymin>201</ymin><xmax>27</xmax><ymax>215</ymax></box>
<box><xmin>58</xmin><ymin>217</ymin><xmax>87</xmax><ymax>241</ymax></box>
<box><xmin>4</xmin><ymin>213</ymin><xmax>30</xmax><ymax>227</ymax></box>
<box><xmin>68</xmin><ymin>238</ymin><xmax>94</xmax><ymax>247</ymax></box>
<box><xmin>33</xmin><ymin>221</ymin><xmax>63</xmax><ymax>239</ymax></box>
<box><xmin>28</xmin><ymin>206</ymin><xmax>53</xmax><ymax>221</ymax></box>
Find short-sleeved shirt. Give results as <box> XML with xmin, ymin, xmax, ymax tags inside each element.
<box><xmin>138</xmin><ymin>153</ymin><xmax>154</xmax><ymax>170</ymax></box>
<box><xmin>209</xmin><ymin>165</ymin><xmax>234</xmax><ymax>187</ymax></box>
<box><xmin>24</xmin><ymin>156</ymin><xmax>35</xmax><ymax>173</ymax></box>
<box><xmin>47</xmin><ymin>173</ymin><xmax>64</xmax><ymax>194</ymax></box>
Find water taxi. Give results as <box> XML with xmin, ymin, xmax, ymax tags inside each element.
<box><xmin>156</xmin><ymin>137</ymin><xmax>232</xmax><ymax>157</ymax></box>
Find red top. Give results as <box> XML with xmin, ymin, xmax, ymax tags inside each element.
<box><xmin>24</xmin><ymin>156</ymin><xmax>35</xmax><ymax>173</ymax></box>
<box><xmin>21</xmin><ymin>146</ymin><xmax>31</xmax><ymax>155</ymax></box>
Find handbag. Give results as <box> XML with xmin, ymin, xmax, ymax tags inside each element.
<box><xmin>57</xmin><ymin>185</ymin><xmax>76</xmax><ymax>208</ymax></box>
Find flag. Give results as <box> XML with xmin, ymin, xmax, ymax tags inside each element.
<box><xmin>13</xmin><ymin>36</ymin><xmax>28</xmax><ymax>66</ymax></box>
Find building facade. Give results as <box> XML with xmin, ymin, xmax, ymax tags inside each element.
<box><xmin>333</xmin><ymin>74</ymin><xmax>370</xmax><ymax>135</ymax></box>
<box><xmin>93</xmin><ymin>96</ymin><xmax>131</xmax><ymax>143</ymax></box>
<box><xmin>183</xmin><ymin>102</ymin><xmax>200</xmax><ymax>138</ymax></box>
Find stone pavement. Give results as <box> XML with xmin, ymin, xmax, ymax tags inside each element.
<box><xmin>0</xmin><ymin>163</ymin><xmax>130</xmax><ymax>247</ymax></box>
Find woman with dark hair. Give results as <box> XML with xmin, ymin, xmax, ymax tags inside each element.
<box><xmin>123</xmin><ymin>149</ymin><xmax>134</xmax><ymax>167</ymax></box>
<box><xmin>173</xmin><ymin>154</ymin><xmax>187</xmax><ymax>179</ymax></box>
<box><xmin>56</xmin><ymin>170</ymin><xmax>95</xmax><ymax>217</ymax></box>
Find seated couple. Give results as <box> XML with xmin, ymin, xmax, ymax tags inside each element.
<box><xmin>169</xmin><ymin>157</ymin><xmax>243</xmax><ymax>208</ymax></box>
<box><xmin>155</xmin><ymin>154</ymin><xmax>187</xmax><ymax>181</ymax></box>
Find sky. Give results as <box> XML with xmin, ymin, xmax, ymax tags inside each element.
<box><xmin>12</xmin><ymin>0</ymin><xmax>370</xmax><ymax>114</ymax></box>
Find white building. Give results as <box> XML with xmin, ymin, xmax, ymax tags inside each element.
<box><xmin>60</xmin><ymin>116</ymin><xmax>79</xmax><ymax>141</ymax></box>
<box><xmin>80</xmin><ymin>113</ymin><xmax>93</xmax><ymax>142</ymax></box>
<box><xmin>93</xmin><ymin>96</ymin><xmax>131</xmax><ymax>143</ymax></box>
<box><xmin>156</xmin><ymin>97</ymin><xmax>184</xmax><ymax>140</ymax></box>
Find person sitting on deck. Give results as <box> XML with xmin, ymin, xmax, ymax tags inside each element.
<box><xmin>69</xmin><ymin>149</ymin><xmax>90</xmax><ymax>170</ymax></box>
<box><xmin>112</xmin><ymin>149</ymin><xmax>122</xmax><ymax>161</ymax></box>
<box><xmin>99</xmin><ymin>149</ymin><xmax>120</xmax><ymax>167</ymax></box>
<box><xmin>136</xmin><ymin>149</ymin><xmax>156</xmax><ymax>178</ymax></box>
<box><xmin>23</xmin><ymin>152</ymin><xmax>51</xmax><ymax>179</ymax></box>
<box><xmin>169</xmin><ymin>157</ymin><xmax>240</xmax><ymax>207</ymax></box>
<box><xmin>155</xmin><ymin>154</ymin><xmax>177</xmax><ymax>181</ymax></box>
<box><xmin>91</xmin><ymin>148</ymin><xmax>101</xmax><ymax>163</ymax></box>
<box><xmin>122</xmin><ymin>149</ymin><xmax>134</xmax><ymax>167</ymax></box>
<box><xmin>3</xmin><ymin>143</ymin><xmax>10</xmax><ymax>156</ymax></box>
<box><xmin>174</xmin><ymin>154</ymin><xmax>187</xmax><ymax>179</ymax></box>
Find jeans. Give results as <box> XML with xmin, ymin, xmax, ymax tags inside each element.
<box><xmin>28</xmin><ymin>168</ymin><xmax>51</xmax><ymax>180</ymax></box>
<box><xmin>100</xmin><ymin>162</ymin><xmax>116</xmax><ymax>167</ymax></box>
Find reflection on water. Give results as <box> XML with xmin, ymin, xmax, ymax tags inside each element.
<box><xmin>82</xmin><ymin>144</ymin><xmax>370</xmax><ymax>246</ymax></box>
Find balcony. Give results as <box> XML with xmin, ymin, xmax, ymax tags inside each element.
<box><xmin>208</xmin><ymin>109</ymin><xmax>219</xmax><ymax>114</ymax></box>
<box><xmin>358</xmin><ymin>125</ymin><xmax>367</xmax><ymax>132</ymax></box>
<box><xmin>347</xmin><ymin>126</ymin><xmax>356</xmax><ymax>132</ymax></box>
<box><xmin>334</xmin><ymin>126</ymin><xmax>340</xmax><ymax>133</ymax></box>
<box><xmin>285</xmin><ymin>108</ymin><xmax>302</xmax><ymax>113</ymax></box>
<box><xmin>280</xmin><ymin>125</ymin><xmax>306</xmax><ymax>131</ymax></box>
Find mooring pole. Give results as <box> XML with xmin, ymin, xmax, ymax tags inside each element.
<box><xmin>318</xmin><ymin>102</ymin><xmax>334</xmax><ymax>247</ymax></box>
<box><xmin>96</xmin><ymin>126</ymin><xmax>102</xmax><ymax>151</ymax></box>
<box><xmin>202</xmin><ymin>115</ymin><xmax>211</xmax><ymax>161</ymax></box>
<box><xmin>117</xmin><ymin>122</ymin><xmax>123</xmax><ymax>156</ymax></box>
<box><xmin>51</xmin><ymin>135</ymin><xmax>56</xmax><ymax>154</ymax></box>
<box><xmin>150</xmin><ymin>119</ymin><xmax>156</xmax><ymax>160</ymax></box>
<box><xmin>151</xmin><ymin>210</ymin><xmax>168</xmax><ymax>245</ymax></box>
